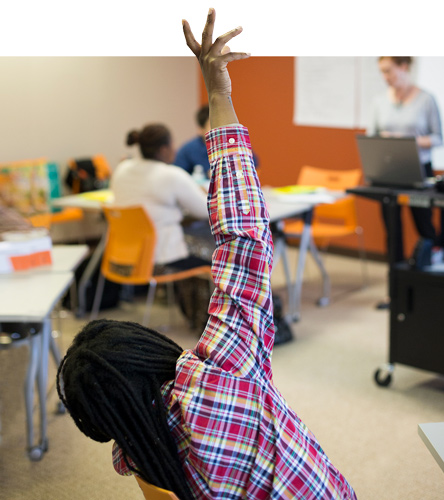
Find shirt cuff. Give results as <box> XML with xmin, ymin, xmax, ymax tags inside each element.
<box><xmin>205</xmin><ymin>125</ymin><xmax>252</xmax><ymax>165</ymax></box>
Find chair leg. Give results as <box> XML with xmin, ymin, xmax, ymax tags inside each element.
<box><xmin>90</xmin><ymin>273</ymin><xmax>106</xmax><ymax>320</ymax></box>
<box><xmin>142</xmin><ymin>280</ymin><xmax>157</xmax><ymax>327</ymax></box>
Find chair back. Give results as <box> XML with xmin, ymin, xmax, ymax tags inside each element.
<box><xmin>298</xmin><ymin>166</ymin><xmax>361</xmax><ymax>230</ymax></box>
<box><xmin>27</xmin><ymin>213</ymin><xmax>52</xmax><ymax>229</ymax></box>
<box><xmin>101</xmin><ymin>205</ymin><xmax>157</xmax><ymax>285</ymax></box>
<box><xmin>135</xmin><ymin>476</ymin><xmax>180</xmax><ymax>500</ymax></box>
<box><xmin>298</xmin><ymin>165</ymin><xmax>361</xmax><ymax>191</ymax></box>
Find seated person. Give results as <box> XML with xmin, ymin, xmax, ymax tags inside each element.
<box><xmin>174</xmin><ymin>104</ymin><xmax>212</xmax><ymax>176</ymax></box>
<box><xmin>111</xmin><ymin>123</ymin><xmax>209</xmax><ymax>271</ymax></box>
<box><xmin>175</xmin><ymin>104</ymin><xmax>259</xmax><ymax>178</ymax></box>
<box><xmin>57</xmin><ymin>9</ymin><xmax>356</xmax><ymax>500</ymax></box>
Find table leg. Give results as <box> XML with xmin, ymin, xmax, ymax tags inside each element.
<box><xmin>307</xmin><ymin>234</ymin><xmax>331</xmax><ymax>307</ymax></box>
<box><xmin>272</xmin><ymin>226</ymin><xmax>294</xmax><ymax>313</ymax></box>
<box><xmin>32</xmin><ymin>318</ymin><xmax>51</xmax><ymax>460</ymax></box>
<box><xmin>290</xmin><ymin>210</ymin><xmax>330</xmax><ymax>321</ymax></box>
<box><xmin>77</xmin><ymin>233</ymin><xmax>107</xmax><ymax>317</ymax></box>
<box><xmin>24</xmin><ymin>334</ymin><xmax>40</xmax><ymax>455</ymax></box>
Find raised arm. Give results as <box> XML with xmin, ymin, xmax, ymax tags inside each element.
<box><xmin>182</xmin><ymin>10</ymin><xmax>275</xmax><ymax>377</ymax></box>
<box><xmin>183</xmin><ymin>8</ymin><xmax>248</xmax><ymax>128</ymax></box>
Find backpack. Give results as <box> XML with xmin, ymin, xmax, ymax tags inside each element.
<box><xmin>272</xmin><ymin>294</ymin><xmax>294</xmax><ymax>346</ymax></box>
<box><xmin>65</xmin><ymin>155</ymin><xmax>111</xmax><ymax>194</ymax></box>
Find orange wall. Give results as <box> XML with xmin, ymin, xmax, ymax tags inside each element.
<box><xmin>199</xmin><ymin>57</ymin><xmax>438</xmax><ymax>257</ymax></box>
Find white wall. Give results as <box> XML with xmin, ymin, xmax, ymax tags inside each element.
<box><xmin>0</xmin><ymin>57</ymin><xmax>199</xmax><ymax>173</ymax></box>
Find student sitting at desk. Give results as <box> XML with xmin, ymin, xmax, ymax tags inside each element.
<box><xmin>57</xmin><ymin>9</ymin><xmax>356</xmax><ymax>500</ymax></box>
<box><xmin>112</xmin><ymin>123</ymin><xmax>212</xmax><ymax>327</ymax></box>
<box><xmin>111</xmin><ymin>123</ymin><xmax>209</xmax><ymax>269</ymax></box>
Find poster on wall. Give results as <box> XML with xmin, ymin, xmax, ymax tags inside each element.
<box><xmin>294</xmin><ymin>57</ymin><xmax>357</xmax><ymax>129</ymax></box>
<box><xmin>294</xmin><ymin>56</ymin><xmax>385</xmax><ymax>129</ymax></box>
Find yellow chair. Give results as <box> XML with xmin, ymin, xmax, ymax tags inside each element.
<box><xmin>284</xmin><ymin>166</ymin><xmax>368</xmax><ymax>291</ymax></box>
<box><xmin>135</xmin><ymin>476</ymin><xmax>180</xmax><ymax>500</ymax></box>
<box><xmin>90</xmin><ymin>205</ymin><xmax>212</xmax><ymax>326</ymax></box>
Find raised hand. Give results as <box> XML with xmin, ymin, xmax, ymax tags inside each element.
<box><xmin>182</xmin><ymin>8</ymin><xmax>250</xmax><ymax>128</ymax></box>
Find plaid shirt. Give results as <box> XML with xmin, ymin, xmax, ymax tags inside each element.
<box><xmin>113</xmin><ymin>125</ymin><xmax>356</xmax><ymax>499</ymax></box>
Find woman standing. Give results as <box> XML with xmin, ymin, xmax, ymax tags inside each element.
<box><xmin>368</xmin><ymin>57</ymin><xmax>443</xmax><ymax>306</ymax></box>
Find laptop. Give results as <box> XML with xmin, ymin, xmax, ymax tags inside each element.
<box><xmin>355</xmin><ymin>135</ymin><xmax>433</xmax><ymax>189</ymax></box>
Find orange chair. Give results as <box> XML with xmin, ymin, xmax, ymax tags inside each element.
<box><xmin>135</xmin><ymin>476</ymin><xmax>180</xmax><ymax>500</ymax></box>
<box><xmin>284</xmin><ymin>166</ymin><xmax>368</xmax><ymax>290</ymax></box>
<box><xmin>50</xmin><ymin>207</ymin><xmax>84</xmax><ymax>225</ymax></box>
<box><xmin>90</xmin><ymin>205</ymin><xmax>212</xmax><ymax>326</ymax></box>
<box><xmin>27</xmin><ymin>213</ymin><xmax>52</xmax><ymax>229</ymax></box>
<box><xmin>27</xmin><ymin>208</ymin><xmax>84</xmax><ymax>229</ymax></box>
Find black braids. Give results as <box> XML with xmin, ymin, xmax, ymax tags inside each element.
<box><xmin>65</xmin><ymin>351</ymin><xmax>189</xmax><ymax>497</ymax></box>
<box><xmin>56</xmin><ymin>319</ymin><xmax>195</xmax><ymax>500</ymax></box>
<box><xmin>95</xmin><ymin>369</ymin><xmax>192</xmax><ymax>499</ymax></box>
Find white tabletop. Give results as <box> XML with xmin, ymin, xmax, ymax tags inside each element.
<box><xmin>0</xmin><ymin>272</ymin><xmax>74</xmax><ymax>321</ymax></box>
<box><xmin>52</xmin><ymin>188</ymin><xmax>339</xmax><ymax>223</ymax></box>
<box><xmin>418</xmin><ymin>422</ymin><xmax>444</xmax><ymax>473</ymax></box>
<box><xmin>45</xmin><ymin>244</ymin><xmax>89</xmax><ymax>273</ymax></box>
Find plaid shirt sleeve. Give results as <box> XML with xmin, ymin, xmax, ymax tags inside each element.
<box><xmin>193</xmin><ymin>125</ymin><xmax>275</xmax><ymax>380</ymax></box>
<box><xmin>111</xmin><ymin>126</ymin><xmax>357</xmax><ymax>500</ymax></box>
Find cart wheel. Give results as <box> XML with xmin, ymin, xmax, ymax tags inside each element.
<box><xmin>28</xmin><ymin>446</ymin><xmax>44</xmax><ymax>461</ymax></box>
<box><xmin>374</xmin><ymin>368</ymin><xmax>393</xmax><ymax>387</ymax></box>
<box><xmin>317</xmin><ymin>297</ymin><xmax>329</xmax><ymax>307</ymax></box>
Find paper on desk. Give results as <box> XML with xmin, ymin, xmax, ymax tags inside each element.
<box><xmin>272</xmin><ymin>185</ymin><xmax>320</xmax><ymax>195</ymax></box>
<box><xmin>268</xmin><ymin>188</ymin><xmax>339</xmax><ymax>204</ymax></box>
<box><xmin>78</xmin><ymin>190</ymin><xmax>114</xmax><ymax>203</ymax></box>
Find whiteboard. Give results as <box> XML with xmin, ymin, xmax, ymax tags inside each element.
<box><xmin>294</xmin><ymin>56</ymin><xmax>444</xmax><ymax>169</ymax></box>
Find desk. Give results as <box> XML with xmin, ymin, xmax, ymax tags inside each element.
<box><xmin>418</xmin><ymin>422</ymin><xmax>444</xmax><ymax>473</ymax></box>
<box><xmin>0</xmin><ymin>244</ymin><xmax>88</xmax><ymax>460</ymax></box>
<box><xmin>347</xmin><ymin>186</ymin><xmax>444</xmax><ymax>386</ymax></box>
<box><xmin>264</xmin><ymin>188</ymin><xmax>342</xmax><ymax>320</ymax></box>
<box><xmin>53</xmin><ymin>189</ymin><xmax>339</xmax><ymax>321</ymax></box>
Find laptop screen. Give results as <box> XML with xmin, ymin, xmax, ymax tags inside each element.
<box><xmin>356</xmin><ymin>135</ymin><xmax>427</xmax><ymax>189</ymax></box>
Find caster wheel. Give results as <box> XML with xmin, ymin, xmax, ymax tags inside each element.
<box><xmin>28</xmin><ymin>446</ymin><xmax>44</xmax><ymax>461</ymax></box>
<box><xmin>291</xmin><ymin>313</ymin><xmax>300</xmax><ymax>323</ymax></box>
<box><xmin>56</xmin><ymin>401</ymin><xmax>66</xmax><ymax>414</ymax></box>
<box><xmin>317</xmin><ymin>297</ymin><xmax>329</xmax><ymax>307</ymax></box>
<box><xmin>374</xmin><ymin>368</ymin><xmax>393</xmax><ymax>387</ymax></box>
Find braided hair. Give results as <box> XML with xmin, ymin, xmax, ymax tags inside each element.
<box><xmin>56</xmin><ymin>319</ymin><xmax>194</xmax><ymax>500</ymax></box>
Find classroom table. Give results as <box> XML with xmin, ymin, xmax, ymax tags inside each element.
<box><xmin>263</xmin><ymin>187</ymin><xmax>341</xmax><ymax>320</ymax></box>
<box><xmin>0</xmin><ymin>244</ymin><xmax>88</xmax><ymax>460</ymax></box>
<box><xmin>418</xmin><ymin>422</ymin><xmax>444</xmax><ymax>473</ymax></box>
<box><xmin>53</xmin><ymin>189</ymin><xmax>341</xmax><ymax>321</ymax></box>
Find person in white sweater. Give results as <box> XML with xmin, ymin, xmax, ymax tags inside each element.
<box><xmin>111</xmin><ymin>123</ymin><xmax>209</xmax><ymax>269</ymax></box>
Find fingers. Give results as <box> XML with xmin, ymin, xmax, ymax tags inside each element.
<box><xmin>212</xmin><ymin>26</ymin><xmax>243</xmax><ymax>55</ymax></box>
<box><xmin>201</xmin><ymin>8</ymin><xmax>216</xmax><ymax>56</ymax></box>
<box><xmin>182</xmin><ymin>19</ymin><xmax>201</xmax><ymax>57</ymax></box>
<box><xmin>219</xmin><ymin>51</ymin><xmax>251</xmax><ymax>64</ymax></box>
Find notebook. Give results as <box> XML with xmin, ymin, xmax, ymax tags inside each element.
<box><xmin>355</xmin><ymin>135</ymin><xmax>433</xmax><ymax>189</ymax></box>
